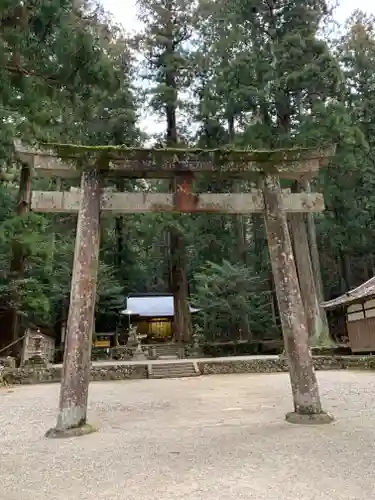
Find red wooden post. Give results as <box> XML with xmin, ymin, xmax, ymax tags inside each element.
<box><xmin>174</xmin><ymin>173</ymin><xmax>196</xmax><ymax>212</ymax></box>
<box><xmin>46</xmin><ymin>169</ymin><xmax>102</xmax><ymax>438</ymax></box>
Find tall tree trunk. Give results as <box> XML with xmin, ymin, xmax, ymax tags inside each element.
<box><xmin>114</xmin><ymin>216</ymin><xmax>124</xmax><ymax>267</ymax></box>
<box><xmin>366</xmin><ymin>255</ymin><xmax>374</xmax><ymax>281</ymax></box>
<box><xmin>253</xmin><ymin>215</ymin><xmax>265</xmax><ymax>271</ymax></box>
<box><xmin>338</xmin><ymin>251</ymin><xmax>352</xmax><ymax>292</ymax></box>
<box><xmin>289</xmin><ymin>182</ymin><xmax>330</xmax><ymax>345</ymax></box>
<box><xmin>228</xmin><ymin>116</ymin><xmax>251</xmax><ymax>339</ymax></box>
<box><xmin>228</xmin><ymin>116</ymin><xmax>247</xmax><ymax>264</ymax></box>
<box><xmin>169</xmin><ymin>225</ymin><xmax>192</xmax><ymax>343</ymax></box>
<box><xmin>227</xmin><ymin>115</ymin><xmax>235</xmax><ymax>142</ymax></box>
<box><xmin>289</xmin><ymin>213</ymin><xmax>324</xmax><ymax>345</ymax></box>
<box><xmin>234</xmin><ymin>210</ymin><xmax>248</xmax><ymax>265</ymax></box>
<box><xmin>114</xmin><ymin>178</ymin><xmax>125</xmax><ymax>269</ymax></box>
<box><xmin>165</xmin><ymin>46</ymin><xmax>192</xmax><ymax>344</ymax></box>
<box><xmin>303</xmin><ymin>182</ymin><xmax>330</xmax><ymax>339</ymax></box>
<box><xmin>232</xmin><ymin>180</ymin><xmax>251</xmax><ymax>339</ymax></box>
<box><xmin>303</xmin><ymin>181</ymin><xmax>327</xmax><ymax>301</ymax></box>
<box><xmin>4</xmin><ymin>165</ymin><xmax>32</xmax><ymax>357</ymax></box>
<box><xmin>254</xmin><ymin>180</ymin><xmax>278</xmax><ymax>329</ymax></box>
<box><xmin>49</xmin><ymin>178</ymin><xmax>61</xmax><ymax>274</ymax></box>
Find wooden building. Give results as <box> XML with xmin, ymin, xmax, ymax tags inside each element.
<box><xmin>322</xmin><ymin>276</ymin><xmax>375</xmax><ymax>353</ymax></box>
<box><xmin>121</xmin><ymin>294</ymin><xmax>199</xmax><ymax>342</ymax></box>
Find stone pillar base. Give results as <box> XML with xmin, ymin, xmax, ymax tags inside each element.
<box><xmin>285</xmin><ymin>411</ymin><xmax>334</xmax><ymax>425</ymax></box>
<box><xmin>45</xmin><ymin>423</ymin><xmax>97</xmax><ymax>439</ymax></box>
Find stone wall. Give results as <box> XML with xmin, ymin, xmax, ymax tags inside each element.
<box><xmin>3</xmin><ymin>363</ymin><xmax>148</xmax><ymax>386</ymax></box>
<box><xmin>2</xmin><ymin>356</ymin><xmax>375</xmax><ymax>386</ymax></box>
<box><xmin>198</xmin><ymin>356</ymin><xmax>375</xmax><ymax>375</ymax></box>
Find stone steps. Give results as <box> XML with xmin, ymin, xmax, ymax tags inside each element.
<box><xmin>148</xmin><ymin>361</ymin><xmax>200</xmax><ymax>379</ymax></box>
<box><xmin>147</xmin><ymin>343</ymin><xmax>180</xmax><ymax>359</ymax></box>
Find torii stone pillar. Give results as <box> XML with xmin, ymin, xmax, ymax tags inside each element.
<box><xmin>262</xmin><ymin>175</ymin><xmax>333</xmax><ymax>424</ymax></box>
<box><xmin>46</xmin><ymin>169</ymin><xmax>102</xmax><ymax>438</ymax></box>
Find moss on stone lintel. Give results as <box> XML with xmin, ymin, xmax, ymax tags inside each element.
<box><xmin>41</xmin><ymin>142</ymin><xmax>334</xmax><ymax>170</ymax></box>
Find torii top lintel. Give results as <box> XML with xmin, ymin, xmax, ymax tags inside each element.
<box><xmin>14</xmin><ymin>141</ymin><xmax>335</xmax><ymax>180</ymax></box>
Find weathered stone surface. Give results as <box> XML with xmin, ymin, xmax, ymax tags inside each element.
<box><xmin>89</xmin><ymin>364</ymin><xmax>148</xmax><ymax>381</ymax></box>
<box><xmin>2</xmin><ymin>363</ymin><xmax>147</xmax><ymax>385</ymax></box>
<box><xmin>285</xmin><ymin>411</ymin><xmax>334</xmax><ymax>425</ymax></box>
<box><xmin>0</xmin><ymin>356</ymin><xmax>16</xmax><ymax>368</ymax></box>
<box><xmin>57</xmin><ymin>168</ymin><xmax>102</xmax><ymax>432</ymax></box>
<box><xmin>198</xmin><ymin>358</ymin><xmax>289</xmax><ymax>375</ymax></box>
<box><xmin>31</xmin><ymin>190</ymin><xmax>325</xmax><ymax>214</ymax></box>
<box><xmin>2</xmin><ymin>356</ymin><xmax>375</xmax><ymax>386</ymax></box>
<box><xmin>45</xmin><ymin>423</ymin><xmax>97</xmax><ymax>439</ymax></box>
<box><xmin>263</xmin><ymin>174</ymin><xmax>323</xmax><ymax>416</ymax></box>
<box><xmin>198</xmin><ymin>356</ymin><xmax>375</xmax><ymax>374</ymax></box>
<box><xmin>15</xmin><ymin>141</ymin><xmax>333</xmax><ymax>179</ymax></box>
<box><xmin>3</xmin><ymin>366</ymin><xmax>62</xmax><ymax>385</ymax></box>
<box><xmin>110</xmin><ymin>347</ymin><xmax>133</xmax><ymax>361</ymax></box>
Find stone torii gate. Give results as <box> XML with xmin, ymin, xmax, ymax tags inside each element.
<box><xmin>15</xmin><ymin>143</ymin><xmax>334</xmax><ymax>437</ymax></box>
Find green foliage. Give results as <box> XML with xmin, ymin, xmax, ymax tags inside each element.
<box><xmin>0</xmin><ymin>1</ymin><xmax>139</xmax><ymax>339</ymax></box>
<box><xmin>192</xmin><ymin>260</ymin><xmax>276</xmax><ymax>340</ymax></box>
<box><xmin>135</xmin><ymin>0</ymin><xmax>196</xmax><ymax>119</ymax></box>
<box><xmin>0</xmin><ymin>0</ymin><xmax>137</xmax><ymax>153</ymax></box>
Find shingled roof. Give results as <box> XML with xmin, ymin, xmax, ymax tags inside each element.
<box><xmin>322</xmin><ymin>276</ymin><xmax>375</xmax><ymax>310</ymax></box>
<box><xmin>121</xmin><ymin>295</ymin><xmax>200</xmax><ymax>318</ymax></box>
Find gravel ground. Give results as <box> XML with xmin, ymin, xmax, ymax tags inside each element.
<box><xmin>1</xmin><ymin>371</ymin><xmax>375</xmax><ymax>500</ymax></box>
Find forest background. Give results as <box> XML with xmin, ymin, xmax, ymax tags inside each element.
<box><xmin>0</xmin><ymin>0</ymin><xmax>374</xmax><ymax>348</ymax></box>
